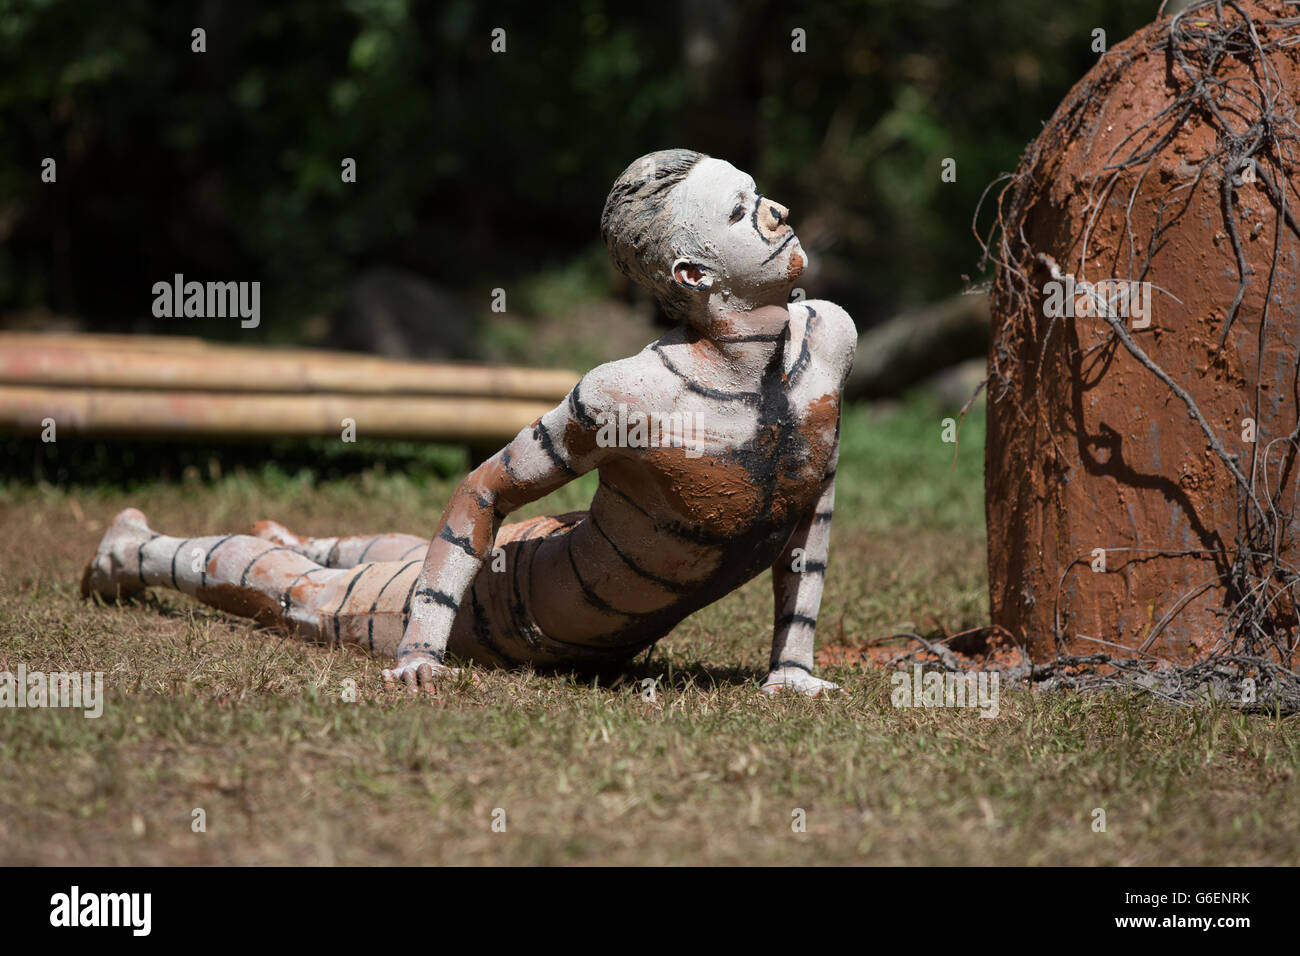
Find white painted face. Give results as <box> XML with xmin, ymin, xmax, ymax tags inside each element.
<box><xmin>669</xmin><ymin>158</ymin><xmax>806</xmax><ymax>303</ymax></box>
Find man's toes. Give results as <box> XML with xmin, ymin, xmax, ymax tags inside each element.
<box><xmin>79</xmin><ymin>557</ymin><xmax>144</xmax><ymax>603</ymax></box>
<box><xmin>84</xmin><ymin>508</ymin><xmax>155</xmax><ymax>600</ymax></box>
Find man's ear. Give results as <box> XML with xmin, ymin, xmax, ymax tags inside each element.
<box><xmin>672</xmin><ymin>257</ymin><xmax>714</xmax><ymax>291</ymax></box>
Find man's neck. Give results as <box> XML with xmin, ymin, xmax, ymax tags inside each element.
<box><xmin>689</xmin><ymin>301</ymin><xmax>791</xmax><ymax>374</ymax></box>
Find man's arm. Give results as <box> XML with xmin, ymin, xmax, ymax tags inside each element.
<box><xmin>763</xmin><ymin>440</ymin><xmax>841</xmax><ymax>697</ymax></box>
<box><xmin>763</xmin><ymin>299</ymin><xmax>855</xmax><ymax>697</ymax></box>
<box><xmin>382</xmin><ymin>377</ymin><xmax>607</xmax><ymax>689</ymax></box>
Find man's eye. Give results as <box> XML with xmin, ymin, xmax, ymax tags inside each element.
<box><xmin>728</xmin><ymin>203</ymin><xmax>746</xmax><ymax>224</ymax></box>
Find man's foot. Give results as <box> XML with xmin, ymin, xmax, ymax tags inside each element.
<box><xmin>80</xmin><ymin>507</ymin><xmax>154</xmax><ymax>602</ymax></box>
<box><xmin>760</xmin><ymin>666</ymin><xmax>842</xmax><ymax>698</ymax></box>
<box><xmin>251</xmin><ymin>520</ymin><xmax>305</xmax><ymax>548</ymax></box>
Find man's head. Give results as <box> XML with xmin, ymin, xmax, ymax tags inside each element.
<box><xmin>600</xmin><ymin>149</ymin><xmax>806</xmax><ymax>324</ymax></box>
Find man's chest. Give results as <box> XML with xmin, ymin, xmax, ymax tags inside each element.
<box><xmin>632</xmin><ymin>389</ymin><xmax>840</xmax><ymax>532</ymax></box>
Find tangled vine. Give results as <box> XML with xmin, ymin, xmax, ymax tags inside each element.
<box><xmin>967</xmin><ymin>1</ymin><xmax>1300</xmax><ymax>711</ymax></box>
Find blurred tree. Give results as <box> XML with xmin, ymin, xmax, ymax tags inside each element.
<box><xmin>0</xmin><ymin>0</ymin><xmax>1157</xmax><ymax>346</ymax></box>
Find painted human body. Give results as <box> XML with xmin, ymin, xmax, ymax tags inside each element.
<box><xmin>82</xmin><ymin>150</ymin><xmax>856</xmax><ymax>696</ymax></box>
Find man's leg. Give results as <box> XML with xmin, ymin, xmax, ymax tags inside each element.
<box><xmin>248</xmin><ymin>511</ymin><xmax>588</xmax><ymax>570</ymax></box>
<box><xmin>82</xmin><ymin>508</ymin><xmax>423</xmax><ymax>651</ymax></box>
<box><xmin>83</xmin><ymin>508</ymin><xmax>646</xmax><ymax>683</ymax></box>
<box><xmin>250</xmin><ymin>520</ymin><xmax>427</xmax><ymax>567</ymax></box>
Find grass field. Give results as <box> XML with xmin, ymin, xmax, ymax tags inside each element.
<box><xmin>2</xmin><ymin>400</ymin><xmax>1299</xmax><ymax>865</ymax></box>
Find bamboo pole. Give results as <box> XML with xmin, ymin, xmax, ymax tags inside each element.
<box><xmin>0</xmin><ymin>385</ymin><xmax>550</xmax><ymax>443</ymax></box>
<box><xmin>0</xmin><ymin>332</ymin><xmax>214</xmax><ymax>352</ymax></box>
<box><xmin>0</xmin><ymin>334</ymin><xmax>578</xmax><ymax>401</ymax></box>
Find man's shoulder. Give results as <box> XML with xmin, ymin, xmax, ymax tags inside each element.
<box><xmin>794</xmin><ymin>299</ymin><xmax>856</xmax><ymax>346</ymax></box>
<box><xmin>569</xmin><ymin>344</ymin><xmax>679</xmax><ymax>420</ymax></box>
<box><xmin>792</xmin><ymin>299</ymin><xmax>857</xmax><ymax>372</ymax></box>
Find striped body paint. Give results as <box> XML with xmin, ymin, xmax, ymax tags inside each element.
<box><xmin>82</xmin><ymin>151</ymin><xmax>856</xmax><ymax>696</ymax></box>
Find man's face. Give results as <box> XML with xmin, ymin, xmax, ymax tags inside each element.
<box><xmin>670</xmin><ymin>158</ymin><xmax>806</xmax><ymax>300</ymax></box>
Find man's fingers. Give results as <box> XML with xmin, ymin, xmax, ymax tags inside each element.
<box><xmin>382</xmin><ymin>660</ymin><xmax>465</xmax><ymax>694</ymax></box>
<box><xmin>416</xmin><ymin>662</ymin><xmax>436</xmax><ymax>693</ymax></box>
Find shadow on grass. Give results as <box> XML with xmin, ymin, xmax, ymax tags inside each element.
<box><xmin>0</xmin><ymin>435</ymin><xmax>468</xmax><ymax>487</ymax></box>
<box><xmin>552</xmin><ymin>656</ymin><xmax>767</xmax><ymax>692</ymax></box>
<box><xmin>81</xmin><ymin>595</ymin><xmax>767</xmax><ymax>692</ymax></box>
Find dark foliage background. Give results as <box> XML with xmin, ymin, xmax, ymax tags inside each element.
<box><xmin>0</xmin><ymin>0</ymin><xmax>1157</xmax><ymax>349</ymax></box>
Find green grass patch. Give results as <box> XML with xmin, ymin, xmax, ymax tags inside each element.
<box><xmin>2</xmin><ymin>398</ymin><xmax>1298</xmax><ymax>865</ymax></box>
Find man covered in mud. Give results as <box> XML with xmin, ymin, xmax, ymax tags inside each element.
<box><xmin>82</xmin><ymin>149</ymin><xmax>857</xmax><ymax>696</ymax></box>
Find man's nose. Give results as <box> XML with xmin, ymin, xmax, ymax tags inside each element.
<box><xmin>760</xmin><ymin>199</ymin><xmax>790</xmax><ymax>232</ymax></box>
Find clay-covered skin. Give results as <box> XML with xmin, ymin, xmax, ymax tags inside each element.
<box><xmin>526</xmin><ymin>300</ymin><xmax>849</xmax><ymax>658</ymax></box>
<box><xmin>82</xmin><ymin>152</ymin><xmax>857</xmax><ymax>696</ymax></box>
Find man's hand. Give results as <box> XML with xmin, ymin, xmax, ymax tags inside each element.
<box><xmin>381</xmin><ymin>656</ymin><xmax>461</xmax><ymax>694</ymax></box>
<box><xmin>379</xmin><ymin>373</ymin><xmax>610</xmax><ymax>696</ymax></box>
<box><xmin>761</xmin><ymin>665</ymin><xmax>842</xmax><ymax>698</ymax></box>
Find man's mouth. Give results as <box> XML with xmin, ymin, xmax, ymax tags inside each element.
<box><xmin>785</xmin><ymin>241</ymin><xmax>806</xmax><ymax>280</ymax></box>
<box><xmin>761</xmin><ymin>232</ymin><xmax>797</xmax><ymax>264</ymax></box>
